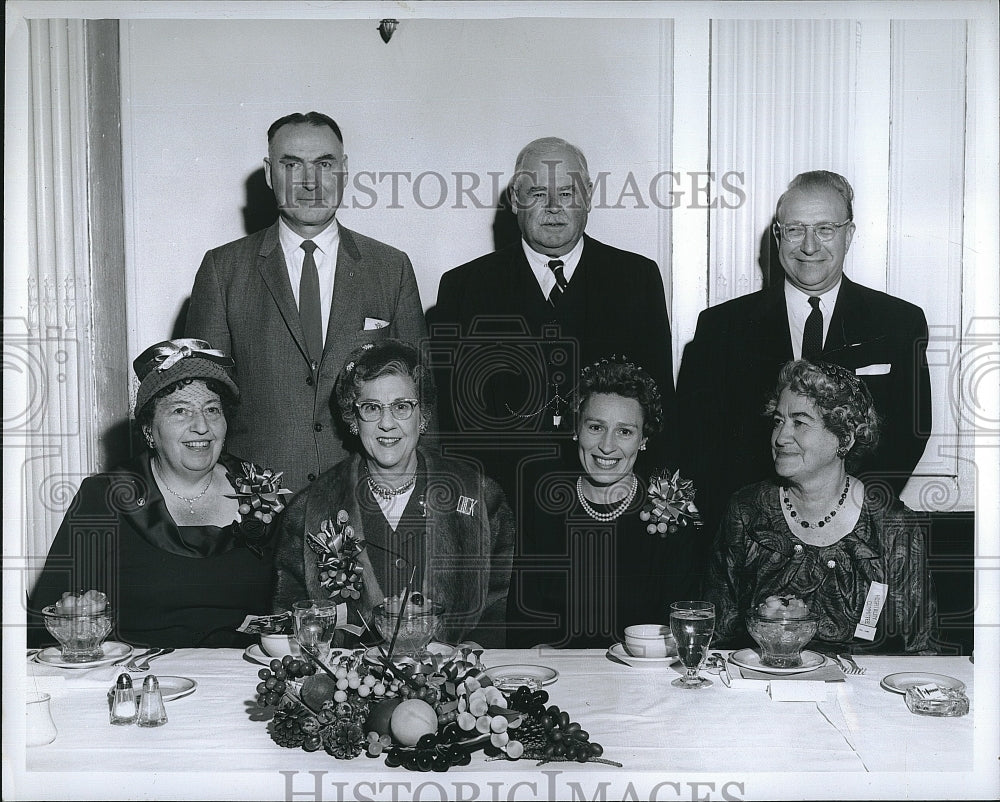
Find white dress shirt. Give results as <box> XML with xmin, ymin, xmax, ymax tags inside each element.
<box><xmin>277</xmin><ymin>218</ymin><xmax>341</xmax><ymax>343</ymax></box>
<box><xmin>522</xmin><ymin>237</ymin><xmax>585</xmax><ymax>300</ymax></box>
<box><xmin>784</xmin><ymin>278</ymin><xmax>842</xmax><ymax>360</ymax></box>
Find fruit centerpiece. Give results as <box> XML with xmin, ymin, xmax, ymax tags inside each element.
<box><xmin>42</xmin><ymin>589</ymin><xmax>114</xmax><ymax>662</ymax></box>
<box><xmin>252</xmin><ymin>642</ymin><xmax>618</xmax><ymax>769</ymax></box>
<box><xmin>746</xmin><ymin>595</ymin><xmax>819</xmax><ymax>668</ymax></box>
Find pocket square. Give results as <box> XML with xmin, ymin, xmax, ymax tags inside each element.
<box><xmin>855</xmin><ymin>363</ymin><xmax>891</xmax><ymax>376</ymax></box>
<box><xmin>363</xmin><ymin>317</ymin><xmax>389</xmax><ymax>330</ymax></box>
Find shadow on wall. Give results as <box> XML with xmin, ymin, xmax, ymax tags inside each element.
<box><xmin>244</xmin><ymin>167</ymin><xmax>278</xmax><ymax>236</ymax></box>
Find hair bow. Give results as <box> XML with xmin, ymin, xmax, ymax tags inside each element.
<box><xmin>133</xmin><ymin>338</ymin><xmax>234</xmax><ymax>380</ymax></box>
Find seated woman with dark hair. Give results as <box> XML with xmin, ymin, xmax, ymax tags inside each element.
<box><xmin>273</xmin><ymin>339</ymin><xmax>514</xmax><ymax>647</ymax></box>
<box><xmin>705</xmin><ymin>360</ymin><xmax>938</xmax><ymax>654</ymax></box>
<box><xmin>506</xmin><ymin>356</ymin><xmax>701</xmax><ymax>649</ymax></box>
<box><xmin>28</xmin><ymin>339</ymin><xmax>284</xmax><ymax>649</ymax></box>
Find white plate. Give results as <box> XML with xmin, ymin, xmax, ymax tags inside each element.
<box><xmin>484</xmin><ymin>664</ymin><xmax>559</xmax><ymax>688</ymax></box>
<box><xmin>35</xmin><ymin>641</ymin><xmax>132</xmax><ymax>669</ymax></box>
<box><xmin>136</xmin><ymin>676</ymin><xmax>198</xmax><ymax>702</ymax></box>
<box><xmin>243</xmin><ymin>644</ymin><xmax>272</xmax><ymax>666</ymax></box>
<box><xmin>729</xmin><ymin>648</ymin><xmax>827</xmax><ymax>675</ymax></box>
<box><xmin>607</xmin><ymin>642</ymin><xmax>681</xmax><ymax>667</ymax></box>
<box><xmin>880</xmin><ymin>671</ymin><xmax>967</xmax><ymax>695</ymax></box>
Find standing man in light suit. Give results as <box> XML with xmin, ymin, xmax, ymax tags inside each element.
<box><xmin>186</xmin><ymin>112</ymin><xmax>427</xmax><ymax>491</ymax></box>
<box><xmin>677</xmin><ymin>170</ymin><xmax>932</xmax><ymax>535</ymax></box>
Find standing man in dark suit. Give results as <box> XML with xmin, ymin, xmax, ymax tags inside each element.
<box><xmin>186</xmin><ymin>112</ymin><xmax>427</xmax><ymax>491</ymax></box>
<box><xmin>677</xmin><ymin>170</ymin><xmax>931</xmax><ymax>535</ymax></box>
<box><xmin>427</xmin><ymin>136</ymin><xmax>676</xmax><ymax>503</ymax></box>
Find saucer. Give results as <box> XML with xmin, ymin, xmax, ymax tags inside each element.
<box><xmin>729</xmin><ymin>648</ymin><xmax>827</xmax><ymax>675</ymax></box>
<box><xmin>35</xmin><ymin>641</ymin><xmax>132</xmax><ymax>669</ymax></box>
<box><xmin>484</xmin><ymin>664</ymin><xmax>559</xmax><ymax>688</ymax></box>
<box><xmin>880</xmin><ymin>671</ymin><xmax>966</xmax><ymax>695</ymax></box>
<box><xmin>607</xmin><ymin>642</ymin><xmax>681</xmax><ymax>667</ymax></box>
<box><xmin>243</xmin><ymin>644</ymin><xmax>271</xmax><ymax>666</ymax></box>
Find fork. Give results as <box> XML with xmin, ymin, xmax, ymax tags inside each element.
<box><xmin>827</xmin><ymin>653</ymin><xmax>849</xmax><ymax>673</ymax></box>
<box><xmin>839</xmin><ymin>653</ymin><xmax>865</xmax><ymax>675</ymax></box>
<box><xmin>125</xmin><ymin>647</ymin><xmax>163</xmax><ymax>671</ymax></box>
<box><xmin>135</xmin><ymin>647</ymin><xmax>175</xmax><ymax>671</ymax></box>
<box><xmin>116</xmin><ymin>647</ymin><xmax>155</xmax><ymax>668</ymax></box>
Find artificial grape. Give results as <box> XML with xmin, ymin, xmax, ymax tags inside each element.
<box><xmin>288</xmin><ymin>660</ymin><xmax>302</xmax><ymax>675</ymax></box>
<box><xmin>256</xmin><ymin>682</ymin><xmax>268</xmax><ymax>695</ymax></box>
<box><xmin>265</xmin><ymin>677</ymin><xmax>277</xmax><ymax>690</ymax></box>
<box><xmin>258</xmin><ymin>668</ymin><xmax>271</xmax><ymax>680</ymax></box>
<box><xmin>417</xmin><ymin>734</ymin><xmax>437</xmax><ymax>749</ymax></box>
<box><xmin>639</xmin><ymin>509</ymin><xmax>650</xmax><ymax>521</ymax></box>
<box><xmin>413</xmin><ymin>674</ymin><xmax>427</xmax><ymax>687</ymax></box>
<box><xmin>302</xmin><ymin>663</ymin><xmax>316</xmax><ymax>676</ymax></box>
<box><xmin>373</xmin><ymin>682</ymin><xmax>386</xmax><ymax>696</ymax></box>
<box><xmin>432</xmin><ymin>757</ymin><xmax>450</xmax><ymax>772</ymax></box>
<box><xmin>282</xmin><ymin>655</ymin><xmax>294</xmax><ymax>667</ymax></box>
<box><xmin>456</xmin><ymin>752</ymin><xmax>472</xmax><ymax>766</ymax></box>
<box><xmin>565</xmin><ymin>721</ymin><xmax>581</xmax><ymax>734</ymax></box>
<box><xmin>384</xmin><ymin>750</ymin><xmax>402</xmax><ymax>768</ymax></box>
<box><xmin>400</xmin><ymin>686</ymin><xmax>412</xmax><ymax>699</ymax></box>
<box><xmin>552</xmin><ymin>743</ymin><xmax>566</xmax><ymax>757</ymax></box>
<box><xmin>546</xmin><ymin>705</ymin><xmax>560</xmax><ymax>717</ymax></box>
<box><xmin>333</xmin><ymin>690</ymin><xmax>348</xmax><ymax>703</ymax></box>
<box><xmin>490</xmin><ymin>716</ymin><xmax>508</xmax><ymax>733</ymax></box>
<box><xmin>668</xmin><ymin>524</ymin><xmax>679</xmax><ymax>534</ymax></box>
<box><xmin>505</xmin><ymin>740</ymin><xmax>524</xmax><ymax>759</ymax></box>
<box><xmin>358</xmin><ymin>684</ymin><xmax>370</xmax><ymax>698</ymax></box>
<box><xmin>657</xmin><ymin>522</ymin><xmax>668</xmax><ymax>534</ymax></box>
<box><xmin>490</xmin><ymin>731</ymin><xmax>509</xmax><ymax>748</ymax></box>
<box><xmin>475</xmin><ymin>716</ymin><xmax>492</xmax><ymax>734</ymax></box>
<box><xmin>558</xmin><ymin>711</ymin><xmax>570</xmax><ymax>729</ymax></box>
<box><xmin>274</xmin><ymin>681</ymin><xmax>287</xmax><ymax>693</ymax></box>
<box><xmin>336</xmin><ymin>678</ymin><xmax>349</xmax><ymax>691</ymax></box>
<box><xmin>540</xmin><ymin>714</ymin><xmax>554</xmax><ymax>730</ymax></box>
<box><xmin>550</xmin><ymin>730</ymin><xmax>563</xmax><ymax>743</ymax></box>
<box><xmin>363</xmin><ymin>674</ymin><xmax>377</xmax><ymax>687</ymax></box>
<box><xmin>576</xmin><ymin>752</ymin><xmax>589</xmax><ymax>763</ymax></box>
<box><xmin>266</xmin><ymin>692</ymin><xmax>280</xmax><ymax>705</ymax></box>
<box><xmin>416</xmin><ymin>754</ymin><xmax>434</xmax><ymax>772</ymax></box>
<box><xmin>647</xmin><ymin>524</ymin><xmax>658</xmax><ymax>535</ymax></box>
<box><xmin>588</xmin><ymin>742</ymin><xmax>604</xmax><ymax>757</ymax></box>
<box><xmin>544</xmin><ymin>744</ymin><xmax>556</xmax><ymax>757</ymax></box>
<box><xmin>273</xmin><ymin>668</ymin><xmax>287</xmax><ymax>680</ymax></box>
<box><xmin>270</xmin><ymin>659</ymin><xmax>283</xmax><ymax>671</ymax></box>
<box><xmin>576</xmin><ymin>730</ymin><xmax>590</xmax><ymax>741</ymax></box>
<box><xmin>303</xmin><ymin>734</ymin><xmax>322</xmax><ymax>752</ymax></box>
<box><xmin>532</xmin><ymin>690</ymin><xmax>549</xmax><ymax>705</ymax></box>
<box><xmin>335</xmin><ymin>667</ymin><xmax>348</xmax><ymax>680</ymax></box>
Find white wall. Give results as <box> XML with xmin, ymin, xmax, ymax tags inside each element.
<box><xmin>120</xmin><ymin>18</ymin><xmax>670</xmax><ymax>356</ymax></box>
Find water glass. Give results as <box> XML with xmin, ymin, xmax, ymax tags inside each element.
<box><xmin>26</xmin><ymin>692</ymin><xmax>57</xmax><ymax>746</ymax></box>
<box><xmin>669</xmin><ymin>600</ymin><xmax>716</xmax><ymax>689</ymax></box>
<box><xmin>292</xmin><ymin>599</ymin><xmax>338</xmax><ymax>661</ymax></box>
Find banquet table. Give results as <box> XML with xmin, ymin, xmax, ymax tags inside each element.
<box><xmin>17</xmin><ymin>646</ymin><xmax>980</xmax><ymax>801</ymax></box>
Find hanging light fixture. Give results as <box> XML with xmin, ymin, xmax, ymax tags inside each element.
<box><xmin>378</xmin><ymin>19</ymin><xmax>398</xmax><ymax>44</ymax></box>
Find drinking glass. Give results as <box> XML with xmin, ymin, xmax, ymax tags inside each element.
<box><xmin>26</xmin><ymin>692</ymin><xmax>58</xmax><ymax>746</ymax></box>
<box><xmin>669</xmin><ymin>600</ymin><xmax>716</xmax><ymax>689</ymax></box>
<box><xmin>292</xmin><ymin>599</ymin><xmax>338</xmax><ymax>661</ymax></box>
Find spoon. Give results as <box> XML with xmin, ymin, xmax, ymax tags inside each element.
<box><xmin>135</xmin><ymin>647</ymin><xmax>175</xmax><ymax>671</ymax></box>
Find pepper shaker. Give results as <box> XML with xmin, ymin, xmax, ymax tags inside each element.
<box><xmin>110</xmin><ymin>673</ymin><xmax>138</xmax><ymax>725</ymax></box>
<box><xmin>137</xmin><ymin>674</ymin><xmax>168</xmax><ymax>727</ymax></box>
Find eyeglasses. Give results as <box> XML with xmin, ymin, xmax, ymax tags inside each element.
<box><xmin>354</xmin><ymin>398</ymin><xmax>419</xmax><ymax>422</ymax></box>
<box><xmin>774</xmin><ymin>220</ymin><xmax>852</xmax><ymax>243</ymax></box>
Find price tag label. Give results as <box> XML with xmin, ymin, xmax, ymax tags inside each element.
<box><xmin>854</xmin><ymin>580</ymin><xmax>888</xmax><ymax>640</ymax></box>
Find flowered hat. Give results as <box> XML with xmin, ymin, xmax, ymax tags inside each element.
<box><xmin>133</xmin><ymin>338</ymin><xmax>239</xmax><ymax>417</ymax></box>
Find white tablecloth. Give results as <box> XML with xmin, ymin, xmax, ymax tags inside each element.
<box><xmin>13</xmin><ymin>647</ymin><xmax>983</xmax><ymax>800</ymax></box>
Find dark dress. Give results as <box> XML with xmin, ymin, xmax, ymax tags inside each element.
<box><xmin>506</xmin><ymin>456</ymin><xmax>701</xmax><ymax>649</ymax></box>
<box><xmin>705</xmin><ymin>481</ymin><xmax>938</xmax><ymax>654</ymax></box>
<box><xmin>27</xmin><ymin>452</ymin><xmax>277</xmax><ymax>649</ymax></box>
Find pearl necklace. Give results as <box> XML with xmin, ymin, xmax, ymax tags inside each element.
<box><xmin>782</xmin><ymin>476</ymin><xmax>851</xmax><ymax>529</ymax></box>
<box><xmin>575</xmin><ymin>475</ymin><xmax>638</xmax><ymax>522</ymax></box>
<box><xmin>153</xmin><ymin>461</ymin><xmax>213</xmax><ymax>515</ymax></box>
<box><xmin>365</xmin><ymin>465</ymin><xmax>416</xmax><ymax>501</ymax></box>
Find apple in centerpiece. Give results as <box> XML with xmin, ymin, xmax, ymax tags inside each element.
<box><xmin>55</xmin><ymin>589</ymin><xmax>108</xmax><ymax>615</ymax></box>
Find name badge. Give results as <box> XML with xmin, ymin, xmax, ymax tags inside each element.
<box><xmin>854</xmin><ymin>580</ymin><xmax>888</xmax><ymax>640</ymax></box>
<box><xmin>457</xmin><ymin>496</ymin><xmax>478</xmax><ymax>516</ymax></box>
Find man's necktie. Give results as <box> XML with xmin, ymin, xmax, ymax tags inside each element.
<box><xmin>548</xmin><ymin>259</ymin><xmax>569</xmax><ymax>307</ymax></box>
<box><xmin>299</xmin><ymin>240</ymin><xmax>323</xmax><ymax>362</ymax></box>
<box><xmin>802</xmin><ymin>295</ymin><xmax>823</xmax><ymax>361</ymax></box>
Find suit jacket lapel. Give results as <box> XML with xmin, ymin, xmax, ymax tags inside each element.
<box><xmin>255</xmin><ymin>223</ymin><xmax>310</xmax><ymax>364</ymax></box>
<box><xmin>325</xmin><ymin>223</ymin><xmax>362</xmax><ymax>361</ymax></box>
<box><xmin>755</xmin><ymin>282</ymin><xmax>794</xmax><ymax>362</ymax></box>
<box><xmin>823</xmin><ymin>275</ymin><xmax>884</xmax><ymax>358</ymax></box>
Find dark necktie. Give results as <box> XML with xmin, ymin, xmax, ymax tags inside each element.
<box><xmin>299</xmin><ymin>240</ymin><xmax>323</xmax><ymax>362</ymax></box>
<box><xmin>802</xmin><ymin>296</ymin><xmax>823</xmax><ymax>361</ymax></box>
<box><xmin>548</xmin><ymin>259</ymin><xmax>569</xmax><ymax>307</ymax></box>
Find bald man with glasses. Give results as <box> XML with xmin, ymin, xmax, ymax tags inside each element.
<box><xmin>677</xmin><ymin>170</ymin><xmax>932</xmax><ymax>536</ymax></box>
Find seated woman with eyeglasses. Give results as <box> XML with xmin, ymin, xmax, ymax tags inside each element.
<box><xmin>273</xmin><ymin>339</ymin><xmax>515</xmax><ymax>647</ymax></box>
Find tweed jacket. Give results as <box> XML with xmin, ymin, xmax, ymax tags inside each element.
<box><xmin>186</xmin><ymin>222</ymin><xmax>427</xmax><ymax>492</ymax></box>
<box><xmin>273</xmin><ymin>448</ymin><xmax>515</xmax><ymax>647</ymax></box>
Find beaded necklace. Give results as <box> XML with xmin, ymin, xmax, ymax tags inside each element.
<box><xmin>782</xmin><ymin>476</ymin><xmax>851</xmax><ymax>529</ymax></box>
<box><xmin>575</xmin><ymin>475</ymin><xmax>638</xmax><ymax>522</ymax></box>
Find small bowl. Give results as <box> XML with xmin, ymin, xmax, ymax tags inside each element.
<box><xmin>623</xmin><ymin>624</ymin><xmax>678</xmax><ymax>659</ymax></box>
<box><xmin>261</xmin><ymin>633</ymin><xmax>301</xmax><ymax>658</ymax></box>
<box><xmin>372</xmin><ymin>598</ymin><xmax>444</xmax><ymax>658</ymax></box>
<box><xmin>746</xmin><ymin>610</ymin><xmax>819</xmax><ymax>668</ymax></box>
<box><xmin>42</xmin><ymin>604</ymin><xmax>114</xmax><ymax>663</ymax></box>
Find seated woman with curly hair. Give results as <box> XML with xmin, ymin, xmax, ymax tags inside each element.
<box><xmin>273</xmin><ymin>339</ymin><xmax>514</xmax><ymax>647</ymax></box>
<box><xmin>506</xmin><ymin>356</ymin><xmax>701</xmax><ymax>649</ymax></box>
<box><xmin>705</xmin><ymin>360</ymin><xmax>938</xmax><ymax>654</ymax></box>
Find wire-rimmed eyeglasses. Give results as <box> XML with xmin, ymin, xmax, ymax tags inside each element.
<box><xmin>354</xmin><ymin>398</ymin><xmax>419</xmax><ymax>422</ymax></box>
<box><xmin>774</xmin><ymin>220</ymin><xmax>852</xmax><ymax>243</ymax></box>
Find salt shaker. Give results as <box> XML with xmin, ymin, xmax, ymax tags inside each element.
<box><xmin>110</xmin><ymin>673</ymin><xmax>138</xmax><ymax>725</ymax></box>
<box><xmin>137</xmin><ymin>674</ymin><xmax>168</xmax><ymax>727</ymax></box>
